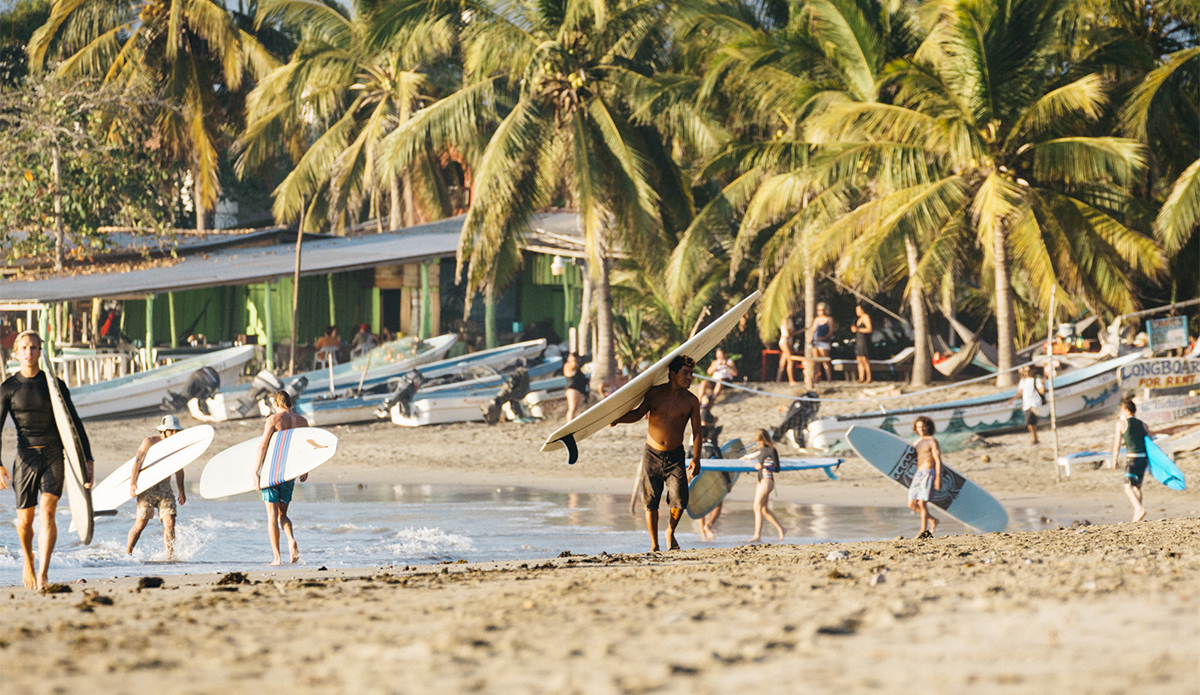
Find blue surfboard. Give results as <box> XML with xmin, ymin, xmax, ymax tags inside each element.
<box><xmin>1146</xmin><ymin>437</ymin><xmax>1185</xmax><ymax>490</ymax></box>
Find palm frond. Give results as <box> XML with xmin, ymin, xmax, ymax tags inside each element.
<box><xmin>1156</xmin><ymin>158</ymin><xmax>1200</xmax><ymax>256</ymax></box>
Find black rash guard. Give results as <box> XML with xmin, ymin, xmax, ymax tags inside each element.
<box><xmin>0</xmin><ymin>371</ymin><xmax>93</xmax><ymax>461</ymax></box>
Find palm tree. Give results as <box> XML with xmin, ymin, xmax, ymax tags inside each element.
<box><xmin>236</xmin><ymin>0</ymin><xmax>461</xmax><ymax>233</ymax></box>
<box><xmin>378</xmin><ymin>0</ymin><xmax>672</xmax><ymax>384</ymax></box>
<box><xmin>28</xmin><ymin>0</ymin><xmax>280</xmax><ymax>231</ymax></box>
<box><xmin>809</xmin><ymin>0</ymin><xmax>1165</xmax><ymax>386</ymax></box>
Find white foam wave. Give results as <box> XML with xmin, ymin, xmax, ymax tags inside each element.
<box><xmin>189</xmin><ymin>515</ymin><xmax>258</xmax><ymax>531</ymax></box>
<box><xmin>379</xmin><ymin>527</ymin><xmax>476</xmax><ymax>557</ymax></box>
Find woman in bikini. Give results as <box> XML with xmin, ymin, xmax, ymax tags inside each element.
<box><xmin>742</xmin><ymin>429</ymin><xmax>785</xmax><ymax>542</ymax></box>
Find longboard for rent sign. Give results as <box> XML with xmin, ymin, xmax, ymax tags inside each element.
<box><xmin>1118</xmin><ymin>358</ymin><xmax>1200</xmax><ymax>391</ymax></box>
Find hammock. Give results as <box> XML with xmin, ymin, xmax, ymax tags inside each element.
<box><xmin>930</xmin><ymin>334</ymin><xmax>982</xmax><ymax>378</ymax></box>
<box><xmin>946</xmin><ymin>315</ymin><xmax>1000</xmax><ymax>371</ymax></box>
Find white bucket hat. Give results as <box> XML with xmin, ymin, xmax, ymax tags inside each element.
<box><xmin>157</xmin><ymin>415</ymin><xmax>184</xmax><ymax>432</ymax></box>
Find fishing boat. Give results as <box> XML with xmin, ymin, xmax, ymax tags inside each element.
<box><xmin>805</xmin><ymin>351</ymin><xmax>1147</xmax><ymax>452</ymax></box>
<box><xmin>390</xmin><ymin>363</ymin><xmax>567</xmax><ymax>427</ymax></box>
<box><xmin>295</xmin><ymin>340</ymin><xmax>552</xmax><ymax>426</ymax></box>
<box><xmin>68</xmin><ymin>345</ymin><xmax>256</xmax><ymax>419</ymax></box>
<box><xmin>191</xmin><ymin>334</ymin><xmax>456</xmax><ymax>422</ymax></box>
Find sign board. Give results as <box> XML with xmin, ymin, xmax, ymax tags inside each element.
<box><xmin>1118</xmin><ymin>358</ymin><xmax>1200</xmax><ymax>391</ymax></box>
<box><xmin>1136</xmin><ymin>394</ymin><xmax>1200</xmax><ymax>426</ymax></box>
<box><xmin>1147</xmin><ymin>316</ymin><xmax>1188</xmax><ymax>351</ymax></box>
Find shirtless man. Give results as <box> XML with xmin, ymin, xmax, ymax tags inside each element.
<box><xmin>909</xmin><ymin>416</ymin><xmax>942</xmax><ymax>538</ymax></box>
<box><xmin>253</xmin><ymin>391</ymin><xmax>309</xmax><ymax>565</ymax></box>
<box><xmin>0</xmin><ymin>331</ymin><xmax>94</xmax><ymax>589</ymax></box>
<box><xmin>126</xmin><ymin>415</ymin><xmax>187</xmax><ymax>559</ymax></box>
<box><xmin>611</xmin><ymin>355</ymin><xmax>702</xmax><ymax>551</ymax></box>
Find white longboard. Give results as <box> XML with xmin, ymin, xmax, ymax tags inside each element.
<box><xmin>845</xmin><ymin>426</ymin><xmax>1007</xmax><ymax>533</ymax></box>
<box><xmin>199</xmin><ymin>427</ymin><xmax>338</xmax><ymax>499</ymax></box>
<box><xmin>92</xmin><ymin>425</ymin><xmax>215</xmax><ymax>512</ymax></box>
<box><xmin>41</xmin><ymin>354</ymin><xmax>93</xmax><ymax>544</ymax></box>
<box><xmin>542</xmin><ymin>292</ymin><xmax>760</xmax><ymax>464</ymax></box>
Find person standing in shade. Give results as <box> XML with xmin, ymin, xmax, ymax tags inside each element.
<box><xmin>1010</xmin><ymin>366</ymin><xmax>1045</xmax><ymax>445</ymax></box>
<box><xmin>610</xmin><ymin>355</ymin><xmax>702</xmax><ymax>552</ymax></box>
<box><xmin>850</xmin><ymin>304</ymin><xmax>873</xmax><ymax>383</ymax></box>
<box><xmin>778</xmin><ymin>316</ymin><xmax>800</xmax><ymax>385</ymax></box>
<box><xmin>909</xmin><ymin>416</ymin><xmax>942</xmax><ymax>538</ymax></box>
<box><xmin>741</xmin><ymin>429</ymin><xmax>785</xmax><ymax>542</ymax></box>
<box><xmin>705</xmin><ymin>347</ymin><xmax>738</xmax><ymax>400</ymax></box>
<box><xmin>253</xmin><ymin>391</ymin><xmax>310</xmax><ymax>565</ymax></box>
<box><xmin>0</xmin><ymin>331</ymin><xmax>94</xmax><ymax>589</ymax></box>
<box><xmin>563</xmin><ymin>352</ymin><xmax>589</xmax><ymax>422</ymax></box>
<box><xmin>126</xmin><ymin>415</ymin><xmax>187</xmax><ymax>559</ymax></box>
<box><xmin>1112</xmin><ymin>396</ymin><xmax>1150</xmax><ymax>522</ymax></box>
<box><xmin>808</xmin><ymin>303</ymin><xmax>835</xmax><ymax>383</ymax></box>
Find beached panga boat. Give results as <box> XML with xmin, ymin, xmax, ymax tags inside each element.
<box><xmin>68</xmin><ymin>345</ymin><xmax>256</xmax><ymax>419</ymax></box>
<box><xmin>805</xmin><ymin>351</ymin><xmax>1147</xmax><ymax>452</ymax></box>
<box><xmin>295</xmin><ymin>340</ymin><xmax>551</xmax><ymax>426</ymax></box>
<box><xmin>390</xmin><ymin>366</ymin><xmax>567</xmax><ymax>427</ymax></box>
<box><xmin>191</xmin><ymin>334</ymin><xmax>456</xmax><ymax>422</ymax></box>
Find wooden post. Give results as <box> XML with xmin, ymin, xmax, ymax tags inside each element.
<box><xmin>327</xmin><ymin>274</ymin><xmax>337</xmax><ymax>329</ymax></box>
<box><xmin>289</xmin><ymin>209</ymin><xmax>304</xmax><ymax>376</ymax></box>
<box><xmin>1048</xmin><ymin>286</ymin><xmax>1060</xmax><ymax>481</ymax></box>
<box><xmin>91</xmin><ymin>298</ymin><xmax>101</xmax><ymax>347</ymax></box>
<box><xmin>168</xmin><ymin>292</ymin><xmax>178</xmax><ymax>348</ymax></box>
<box><xmin>420</xmin><ymin>262</ymin><xmax>431</xmax><ymax>339</ymax></box>
<box><xmin>484</xmin><ymin>286</ymin><xmax>497</xmax><ymax>349</ymax></box>
<box><xmin>145</xmin><ymin>295</ymin><xmax>155</xmax><ymax>370</ymax></box>
<box><xmin>264</xmin><ymin>281</ymin><xmax>276</xmax><ymax>372</ymax></box>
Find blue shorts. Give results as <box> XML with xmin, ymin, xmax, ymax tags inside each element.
<box><xmin>261</xmin><ymin>479</ymin><xmax>295</xmax><ymax>504</ymax></box>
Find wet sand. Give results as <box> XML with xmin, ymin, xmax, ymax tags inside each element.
<box><xmin>2</xmin><ymin>378</ymin><xmax>1198</xmax><ymax>692</ymax></box>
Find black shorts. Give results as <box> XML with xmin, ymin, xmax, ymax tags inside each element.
<box><xmin>1024</xmin><ymin>409</ymin><xmax>1039</xmax><ymax>427</ymax></box>
<box><xmin>1124</xmin><ymin>456</ymin><xmax>1148</xmax><ymax>487</ymax></box>
<box><xmin>13</xmin><ymin>446</ymin><xmax>65</xmax><ymax>509</ymax></box>
<box><xmin>639</xmin><ymin>445</ymin><xmax>688</xmax><ymax>511</ymax></box>
<box><xmin>856</xmin><ymin>333</ymin><xmax>871</xmax><ymax>358</ymax></box>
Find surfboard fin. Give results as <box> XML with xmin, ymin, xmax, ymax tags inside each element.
<box><xmin>561</xmin><ymin>434</ymin><xmax>579</xmax><ymax>465</ymax></box>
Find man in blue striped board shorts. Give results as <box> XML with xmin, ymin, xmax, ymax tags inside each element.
<box><xmin>253</xmin><ymin>390</ymin><xmax>310</xmax><ymax>565</ymax></box>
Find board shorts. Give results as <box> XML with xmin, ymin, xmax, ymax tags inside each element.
<box><xmin>1024</xmin><ymin>409</ymin><xmax>1039</xmax><ymax>427</ymax></box>
<box><xmin>1124</xmin><ymin>455</ymin><xmax>1148</xmax><ymax>488</ymax></box>
<box><xmin>639</xmin><ymin>445</ymin><xmax>688</xmax><ymax>511</ymax></box>
<box><xmin>908</xmin><ymin>468</ymin><xmax>935</xmax><ymax>502</ymax></box>
<box><xmin>856</xmin><ymin>333</ymin><xmax>870</xmax><ymax>358</ymax></box>
<box><xmin>136</xmin><ymin>479</ymin><xmax>177</xmax><ymax>520</ymax></box>
<box><xmin>14</xmin><ymin>445</ymin><xmax>65</xmax><ymax>510</ymax></box>
<box><xmin>261</xmin><ymin>479</ymin><xmax>296</xmax><ymax>504</ymax></box>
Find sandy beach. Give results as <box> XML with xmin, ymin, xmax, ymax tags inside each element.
<box><xmin>2</xmin><ymin>378</ymin><xmax>1199</xmax><ymax>692</ymax></box>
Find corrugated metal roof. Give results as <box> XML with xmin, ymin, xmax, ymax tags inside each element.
<box><xmin>0</xmin><ymin>212</ymin><xmax>582</xmax><ymax>304</ymax></box>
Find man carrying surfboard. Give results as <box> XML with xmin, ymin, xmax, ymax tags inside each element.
<box><xmin>125</xmin><ymin>415</ymin><xmax>187</xmax><ymax>559</ymax></box>
<box><xmin>610</xmin><ymin>355</ymin><xmax>702</xmax><ymax>552</ymax></box>
<box><xmin>1112</xmin><ymin>396</ymin><xmax>1150</xmax><ymax>522</ymax></box>
<box><xmin>909</xmin><ymin>416</ymin><xmax>942</xmax><ymax>538</ymax></box>
<box><xmin>254</xmin><ymin>391</ymin><xmax>310</xmax><ymax>565</ymax></box>
<box><xmin>0</xmin><ymin>331</ymin><xmax>94</xmax><ymax>589</ymax></box>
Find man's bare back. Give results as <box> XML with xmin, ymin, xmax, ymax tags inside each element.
<box><xmin>254</xmin><ymin>409</ymin><xmax>309</xmax><ymax>489</ymax></box>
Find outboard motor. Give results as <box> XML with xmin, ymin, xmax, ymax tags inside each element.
<box><xmin>481</xmin><ymin>368</ymin><xmax>531</xmax><ymax>425</ymax></box>
<box><xmin>161</xmin><ymin>366</ymin><xmax>221</xmax><ymax>413</ymax></box>
<box><xmin>233</xmin><ymin>369</ymin><xmax>287</xmax><ymax>418</ymax></box>
<box><xmin>283</xmin><ymin>375</ymin><xmax>309</xmax><ymax>403</ymax></box>
<box><xmin>772</xmin><ymin>391</ymin><xmax>819</xmax><ymax>449</ymax></box>
<box><xmin>377</xmin><ymin>369</ymin><xmax>424</xmax><ymax>419</ymax></box>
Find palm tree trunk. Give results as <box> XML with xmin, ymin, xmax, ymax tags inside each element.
<box><xmin>194</xmin><ymin>169</ymin><xmax>206</xmax><ymax>233</ymax></box>
<box><xmin>52</xmin><ymin>145</ymin><xmax>63</xmax><ymax>272</ymax></box>
<box><xmin>905</xmin><ymin>235</ymin><xmax>931</xmax><ymax>387</ymax></box>
<box><xmin>993</xmin><ymin>227</ymin><xmax>1016</xmax><ymax>386</ymax></box>
<box><xmin>803</xmin><ymin>256</ymin><xmax>816</xmax><ymax>360</ymax></box>
<box><xmin>484</xmin><ymin>284</ymin><xmax>497</xmax><ymax>349</ymax></box>
<box><xmin>577</xmin><ymin>262</ymin><xmax>592</xmax><ymax>356</ymax></box>
<box><xmin>592</xmin><ymin>254</ymin><xmax>616</xmax><ymax>389</ymax></box>
<box><xmin>403</xmin><ymin>172</ymin><xmax>416</xmax><ymax>227</ymax></box>
<box><xmin>389</xmin><ymin>174</ymin><xmax>403</xmax><ymax>232</ymax></box>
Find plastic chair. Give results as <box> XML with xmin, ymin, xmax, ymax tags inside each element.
<box><xmin>314</xmin><ymin>345</ymin><xmax>339</xmax><ymax>370</ymax></box>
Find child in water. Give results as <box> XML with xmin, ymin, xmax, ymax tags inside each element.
<box><xmin>909</xmin><ymin>416</ymin><xmax>942</xmax><ymax>538</ymax></box>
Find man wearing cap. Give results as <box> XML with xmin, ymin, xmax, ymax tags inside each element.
<box><xmin>0</xmin><ymin>331</ymin><xmax>94</xmax><ymax>590</ymax></box>
<box><xmin>125</xmin><ymin>415</ymin><xmax>187</xmax><ymax>559</ymax></box>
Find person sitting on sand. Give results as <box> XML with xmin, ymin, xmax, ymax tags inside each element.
<box><xmin>705</xmin><ymin>347</ymin><xmax>738</xmax><ymax>399</ymax></box>
<box><xmin>909</xmin><ymin>416</ymin><xmax>942</xmax><ymax>538</ymax></box>
<box><xmin>126</xmin><ymin>415</ymin><xmax>187</xmax><ymax>559</ymax></box>
<box><xmin>0</xmin><ymin>331</ymin><xmax>94</xmax><ymax>590</ymax></box>
<box><xmin>253</xmin><ymin>391</ymin><xmax>310</xmax><ymax>565</ymax></box>
<box><xmin>1112</xmin><ymin>396</ymin><xmax>1150</xmax><ymax>522</ymax></box>
<box><xmin>742</xmin><ymin>429</ymin><xmax>785</xmax><ymax>542</ymax></box>
<box><xmin>611</xmin><ymin>355</ymin><xmax>702</xmax><ymax>552</ymax></box>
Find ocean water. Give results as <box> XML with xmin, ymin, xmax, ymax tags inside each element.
<box><xmin>0</xmin><ymin>484</ymin><xmax>1052</xmax><ymax>586</ymax></box>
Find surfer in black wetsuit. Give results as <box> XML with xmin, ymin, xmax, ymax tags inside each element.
<box><xmin>0</xmin><ymin>331</ymin><xmax>94</xmax><ymax>589</ymax></box>
<box><xmin>1112</xmin><ymin>396</ymin><xmax>1149</xmax><ymax>522</ymax></box>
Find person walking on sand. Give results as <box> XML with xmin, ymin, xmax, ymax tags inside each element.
<box><xmin>126</xmin><ymin>415</ymin><xmax>187</xmax><ymax>559</ymax></box>
<box><xmin>0</xmin><ymin>331</ymin><xmax>94</xmax><ymax>589</ymax></box>
<box><xmin>909</xmin><ymin>416</ymin><xmax>942</xmax><ymax>538</ymax></box>
<box><xmin>742</xmin><ymin>429</ymin><xmax>785</xmax><ymax>542</ymax></box>
<box><xmin>1112</xmin><ymin>396</ymin><xmax>1150</xmax><ymax>522</ymax></box>
<box><xmin>253</xmin><ymin>391</ymin><xmax>310</xmax><ymax>565</ymax></box>
<box><xmin>850</xmin><ymin>304</ymin><xmax>873</xmax><ymax>383</ymax></box>
<box><xmin>1010</xmin><ymin>366</ymin><xmax>1045</xmax><ymax>445</ymax></box>
<box><xmin>611</xmin><ymin>355</ymin><xmax>702</xmax><ymax>552</ymax></box>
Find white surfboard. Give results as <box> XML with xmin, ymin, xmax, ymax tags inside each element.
<box><xmin>542</xmin><ymin>292</ymin><xmax>760</xmax><ymax>464</ymax></box>
<box><xmin>845</xmin><ymin>425</ymin><xmax>1007</xmax><ymax>533</ymax></box>
<box><xmin>199</xmin><ymin>427</ymin><xmax>338</xmax><ymax>499</ymax></box>
<box><xmin>41</xmin><ymin>354</ymin><xmax>93</xmax><ymax>544</ymax></box>
<box><xmin>92</xmin><ymin>425</ymin><xmax>215</xmax><ymax>512</ymax></box>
